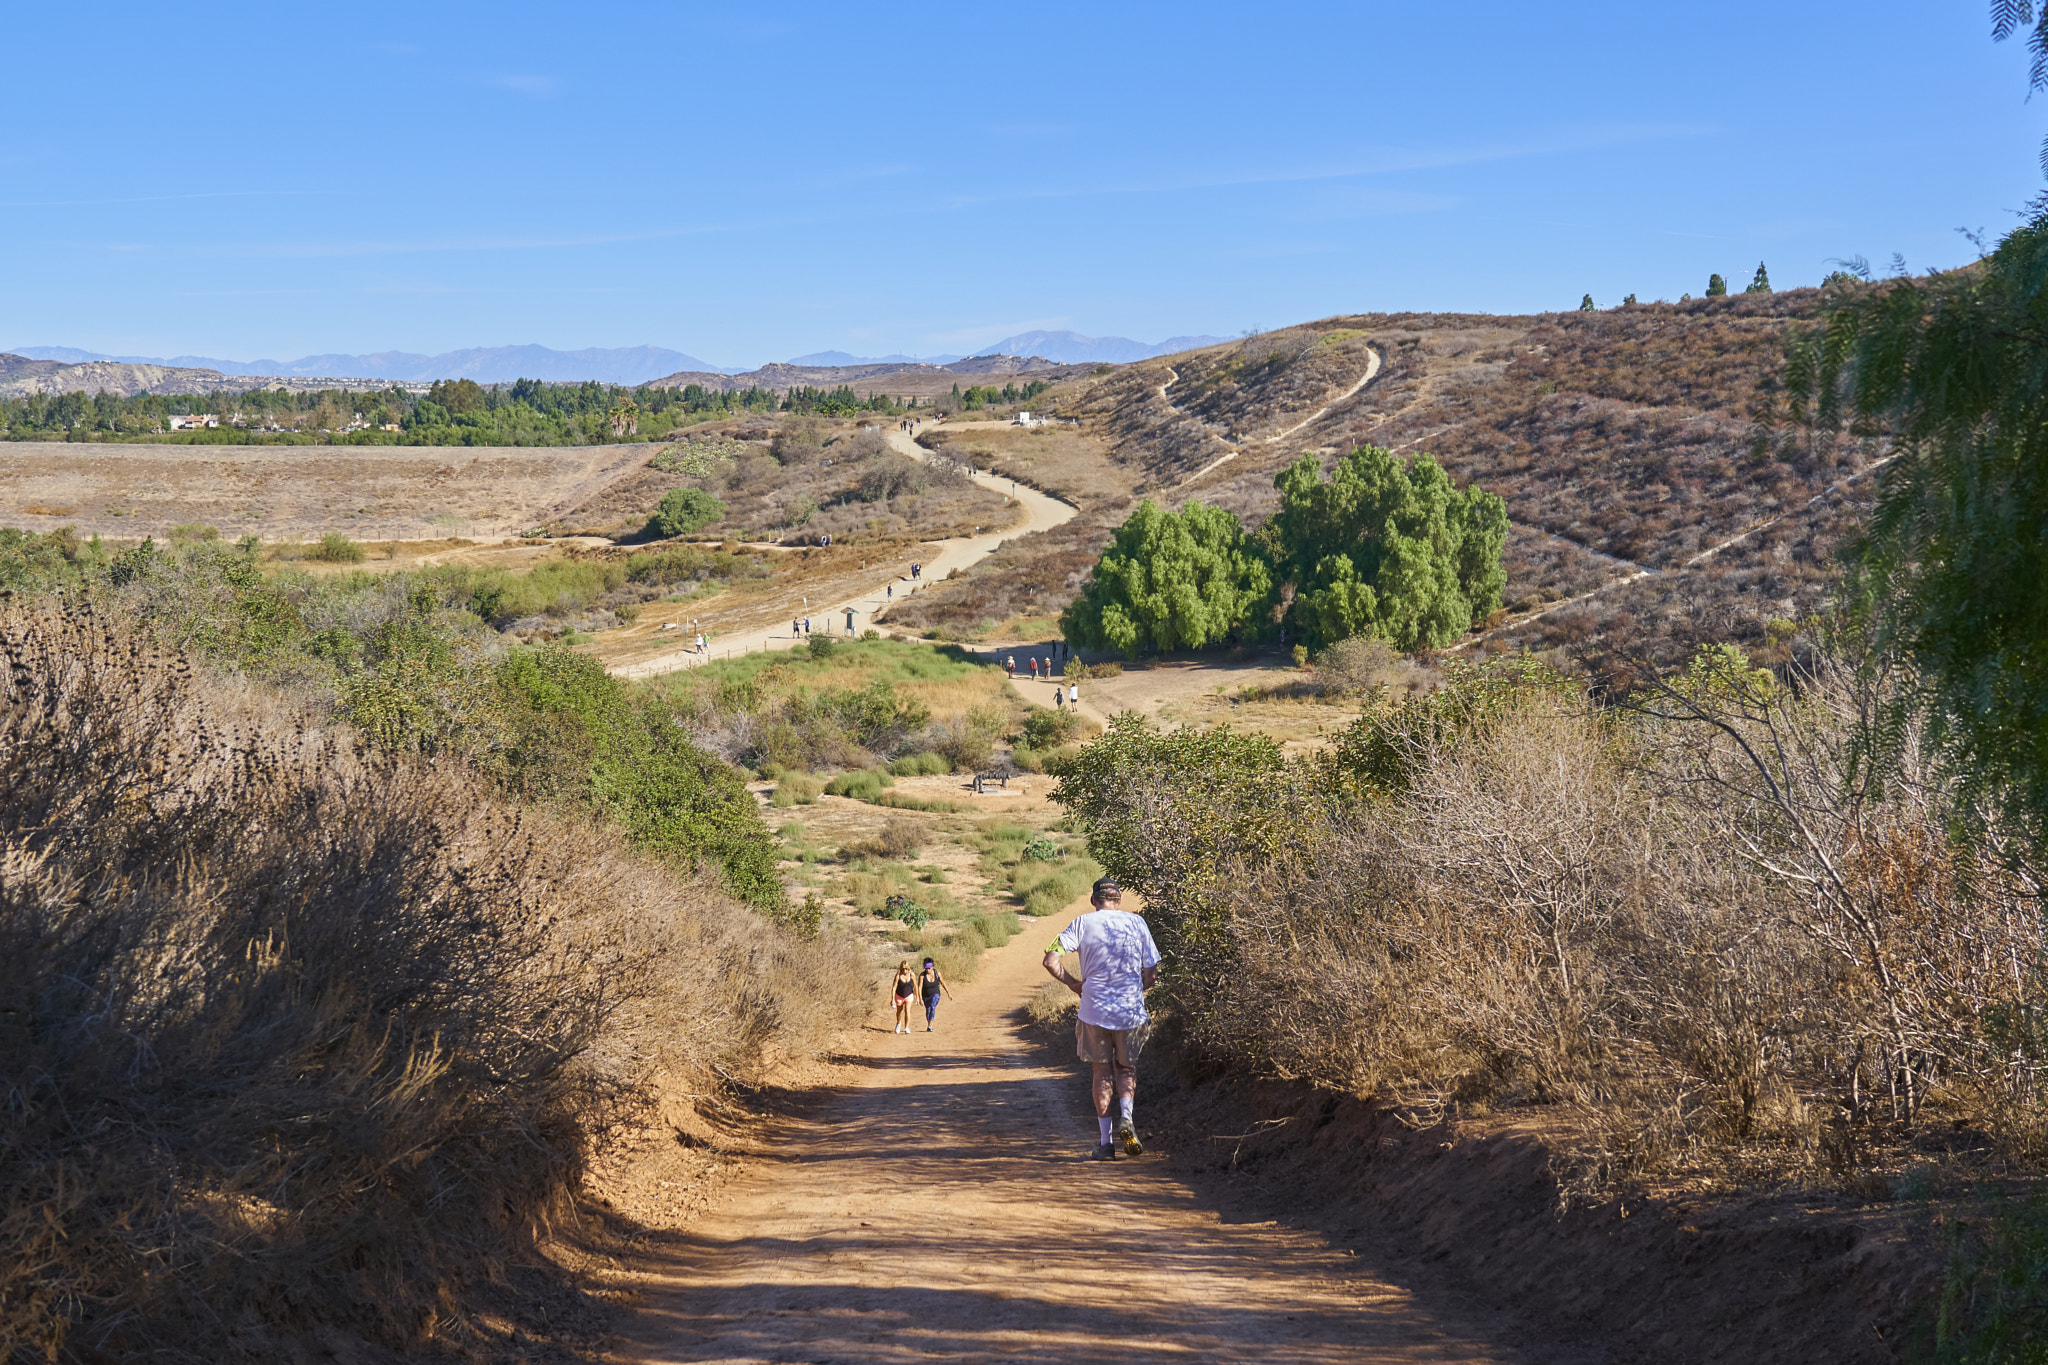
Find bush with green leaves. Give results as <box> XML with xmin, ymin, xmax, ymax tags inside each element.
<box><xmin>1259</xmin><ymin>445</ymin><xmax>1508</xmax><ymax>651</ymax></box>
<box><xmin>888</xmin><ymin>750</ymin><xmax>952</xmax><ymax>776</ymax></box>
<box><xmin>648</xmin><ymin>486</ymin><xmax>727</xmax><ymax>538</ymax></box>
<box><xmin>806</xmin><ymin>634</ymin><xmax>838</xmax><ymax>660</ymax></box>
<box><xmin>825</xmin><ymin>767</ymin><xmax>895</xmax><ymax>801</ymax></box>
<box><xmin>1060</xmin><ymin>499</ymin><xmax>1271</xmax><ymax>655</ymax></box>
<box><xmin>306</xmin><ymin>531</ymin><xmax>365</xmax><ymax>563</ymax></box>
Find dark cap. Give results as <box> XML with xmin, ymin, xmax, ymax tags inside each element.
<box><xmin>1091</xmin><ymin>877</ymin><xmax>1122</xmax><ymax>901</ymax></box>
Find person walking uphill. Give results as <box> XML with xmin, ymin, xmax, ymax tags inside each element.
<box><xmin>918</xmin><ymin>956</ymin><xmax>951</xmax><ymax>1031</ymax></box>
<box><xmin>1043</xmin><ymin>878</ymin><xmax>1160</xmax><ymax>1160</ymax></box>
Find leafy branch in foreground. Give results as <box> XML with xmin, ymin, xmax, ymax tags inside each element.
<box><xmin>1783</xmin><ymin>211</ymin><xmax>2048</xmax><ymax>841</ymax></box>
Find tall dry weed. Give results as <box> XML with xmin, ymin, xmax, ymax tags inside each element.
<box><xmin>0</xmin><ymin>599</ymin><xmax>862</xmax><ymax>1361</ymax></box>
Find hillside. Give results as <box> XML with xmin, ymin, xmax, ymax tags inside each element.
<box><xmin>887</xmin><ymin>294</ymin><xmax>1857</xmax><ymax>674</ymax></box>
<box><xmin>0</xmin><ymin>353</ymin><xmax>429</xmax><ymax>399</ymax></box>
<box><xmin>645</xmin><ymin>354</ymin><xmax>1096</xmax><ymax>401</ymax></box>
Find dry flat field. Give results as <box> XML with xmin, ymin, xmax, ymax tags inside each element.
<box><xmin>0</xmin><ymin>440</ymin><xmax>656</xmax><ymax>543</ymax></box>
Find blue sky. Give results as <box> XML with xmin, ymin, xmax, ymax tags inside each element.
<box><xmin>3</xmin><ymin>0</ymin><xmax>2041</xmax><ymax>368</ymax></box>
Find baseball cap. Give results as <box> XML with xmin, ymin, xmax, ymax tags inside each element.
<box><xmin>1091</xmin><ymin>877</ymin><xmax>1122</xmax><ymax>900</ymax></box>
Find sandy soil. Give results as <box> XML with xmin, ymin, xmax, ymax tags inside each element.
<box><xmin>615</xmin><ymin>897</ymin><xmax>1524</xmax><ymax>1365</ymax></box>
<box><xmin>0</xmin><ymin>440</ymin><xmax>657</xmax><ymax>543</ymax></box>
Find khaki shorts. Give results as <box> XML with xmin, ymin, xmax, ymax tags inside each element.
<box><xmin>1075</xmin><ymin>1019</ymin><xmax>1150</xmax><ymax>1068</ymax></box>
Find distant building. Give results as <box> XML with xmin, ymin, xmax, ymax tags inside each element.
<box><xmin>167</xmin><ymin>415</ymin><xmax>218</xmax><ymax>430</ymax></box>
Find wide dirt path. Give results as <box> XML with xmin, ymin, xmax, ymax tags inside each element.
<box><xmin>613</xmin><ymin>424</ymin><xmax>1075</xmax><ymax>680</ymax></box>
<box><xmin>618</xmin><ymin>901</ymin><xmax>1520</xmax><ymax>1364</ymax></box>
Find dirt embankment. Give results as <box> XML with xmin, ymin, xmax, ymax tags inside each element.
<box><xmin>1141</xmin><ymin>1073</ymin><xmax>1941</xmax><ymax>1364</ymax></box>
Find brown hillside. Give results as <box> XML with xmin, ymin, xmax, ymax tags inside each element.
<box><xmin>888</xmin><ymin>295</ymin><xmax>1863</xmax><ymax>673</ymax></box>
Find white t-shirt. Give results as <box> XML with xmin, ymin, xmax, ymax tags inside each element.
<box><xmin>1053</xmin><ymin>909</ymin><xmax>1162</xmax><ymax>1030</ymax></box>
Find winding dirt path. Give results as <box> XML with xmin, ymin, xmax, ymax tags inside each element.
<box><xmin>611</xmin><ymin>426</ymin><xmax>1075</xmax><ymax>680</ymax></box>
<box><xmin>618</xmin><ymin>899</ymin><xmax>1521</xmax><ymax>1365</ymax></box>
<box><xmin>1175</xmin><ymin>348</ymin><xmax>1382</xmax><ymax>490</ymax></box>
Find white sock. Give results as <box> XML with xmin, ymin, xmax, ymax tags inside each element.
<box><xmin>1118</xmin><ymin>1097</ymin><xmax>1134</xmax><ymax>1122</ymax></box>
<box><xmin>1098</xmin><ymin>1116</ymin><xmax>1114</xmax><ymax>1143</ymax></box>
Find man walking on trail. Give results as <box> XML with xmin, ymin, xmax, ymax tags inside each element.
<box><xmin>1043</xmin><ymin>878</ymin><xmax>1160</xmax><ymax>1161</ymax></box>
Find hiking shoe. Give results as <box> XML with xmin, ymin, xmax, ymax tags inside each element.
<box><xmin>1093</xmin><ymin>1141</ymin><xmax>1119</xmax><ymax>1161</ymax></box>
<box><xmin>1116</xmin><ymin>1118</ymin><xmax>1143</xmax><ymax>1157</ymax></box>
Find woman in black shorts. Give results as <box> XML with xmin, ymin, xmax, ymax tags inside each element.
<box><xmin>890</xmin><ymin>960</ymin><xmax>917</xmax><ymax>1034</ymax></box>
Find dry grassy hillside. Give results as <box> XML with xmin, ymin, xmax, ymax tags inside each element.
<box><xmin>890</xmin><ymin>295</ymin><xmax>1860</xmax><ymax>674</ymax></box>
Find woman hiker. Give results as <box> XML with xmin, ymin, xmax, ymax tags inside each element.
<box><xmin>919</xmin><ymin>957</ymin><xmax>951</xmax><ymax>1031</ymax></box>
<box><xmin>890</xmin><ymin>961</ymin><xmax>918</xmax><ymax>1034</ymax></box>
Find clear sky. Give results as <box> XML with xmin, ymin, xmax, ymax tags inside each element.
<box><xmin>3</xmin><ymin>0</ymin><xmax>2041</xmax><ymax>368</ymax></box>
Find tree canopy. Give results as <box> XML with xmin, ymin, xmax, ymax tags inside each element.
<box><xmin>648</xmin><ymin>486</ymin><xmax>726</xmax><ymax>538</ymax></box>
<box><xmin>1060</xmin><ymin>499</ymin><xmax>1271</xmax><ymax>655</ymax></box>
<box><xmin>1260</xmin><ymin>446</ymin><xmax>1508</xmax><ymax>652</ymax></box>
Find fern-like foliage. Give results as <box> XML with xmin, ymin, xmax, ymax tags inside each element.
<box><xmin>1783</xmin><ymin>207</ymin><xmax>2048</xmax><ymax>843</ymax></box>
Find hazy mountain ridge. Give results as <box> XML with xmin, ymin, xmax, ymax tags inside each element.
<box><xmin>971</xmin><ymin>329</ymin><xmax>1228</xmax><ymax>363</ymax></box>
<box><xmin>5</xmin><ymin>343</ymin><xmax>741</xmax><ymax>384</ymax></box>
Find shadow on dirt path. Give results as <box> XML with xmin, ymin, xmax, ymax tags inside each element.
<box><xmin>617</xmin><ymin>900</ymin><xmax>1550</xmax><ymax>1364</ymax></box>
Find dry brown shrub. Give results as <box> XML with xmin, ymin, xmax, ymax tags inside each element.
<box><xmin>1117</xmin><ymin>658</ymin><xmax>2046</xmax><ymax>1198</ymax></box>
<box><xmin>0</xmin><ymin>599</ymin><xmax>863</xmax><ymax>1361</ymax></box>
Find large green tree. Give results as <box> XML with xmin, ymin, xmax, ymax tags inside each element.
<box><xmin>1061</xmin><ymin>499</ymin><xmax>1271</xmax><ymax>655</ymax></box>
<box><xmin>1260</xmin><ymin>446</ymin><xmax>1508</xmax><ymax>652</ymax></box>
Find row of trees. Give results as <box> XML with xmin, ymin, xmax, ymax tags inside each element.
<box><xmin>0</xmin><ymin>375</ymin><xmax>919</xmax><ymax>444</ymax></box>
<box><xmin>1579</xmin><ymin>263</ymin><xmax>1773</xmax><ymax>311</ymax></box>
<box><xmin>1061</xmin><ymin>445</ymin><xmax>1509</xmax><ymax>656</ymax></box>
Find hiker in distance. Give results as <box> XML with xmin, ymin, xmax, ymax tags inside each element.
<box><xmin>1042</xmin><ymin>878</ymin><xmax>1160</xmax><ymax>1160</ymax></box>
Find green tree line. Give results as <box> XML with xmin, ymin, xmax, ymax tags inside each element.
<box><xmin>0</xmin><ymin>375</ymin><xmax>920</xmax><ymax>445</ymax></box>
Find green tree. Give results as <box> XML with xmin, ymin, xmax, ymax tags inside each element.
<box><xmin>1259</xmin><ymin>446</ymin><xmax>1508</xmax><ymax>652</ymax></box>
<box><xmin>1061</xmin><ymin>499</ymin><xmax>1271</xmax><ymax>655</ymax></box>
<box><xmin>1579</xmin><ymin>293</ymin><xmax>1596</xmax><ymax>311</ymax></box>
<box><xmin>425</xmin><ymin>377</ymin><xmax>487</xmax><ymax>413</ymax></box>
<box><xmin>1784</xmin><ymin>206</ymin><xmax>2048</xmax><ymax>839</ymax></box>
<box><xmin>1746</xmin><ymin>261</ymin><xmax>1772</xmax><ymax>294</ymax></box>
<box><xmin>1706</xmin><ymin>273</ymin><xmax>1729</xmax><ymax>297</ymax></box>
<box><xmin>648</xmin><ymin>486</ymin><xmax>726</xmax><ymax>538</ymax></box>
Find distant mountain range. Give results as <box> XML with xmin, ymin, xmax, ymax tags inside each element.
<box><xmin>5</xmin><ymin>344</ymin><xmax>746</xmax><ymax>384</ymax></box>
<box><xmin>6</xmin><ymin>331</ymin><xmax>1229</xmax><ymax>385</ymax></box>
<box><xmin>785</xmin><ymin>350</ymin><xmax>965</xmax><ymax>367</ymax></box>
<box><xmin>970</xmin><ymin>330</ymin><xmax>1229</xmax><ymax>364</ymax></box>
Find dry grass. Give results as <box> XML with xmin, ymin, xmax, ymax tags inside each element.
<box><xmin>1064</xmin><ymin>653</ymin><xmax>2048</xmax><ymax>1199</ymax></box>
<box><xmin>0</xmin><ymin>599</ymin><xmax>864</xmax><ymax>1361</ymax></box>
<box><xmin>555</xmin><ymin>419</ymin><xmax>1013</xmax><ymax>545</ymax></box>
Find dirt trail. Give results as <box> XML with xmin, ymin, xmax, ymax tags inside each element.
<box><xmin>619</xmin><ymin>899</ymin><xmax>1521</xmax><ymax>1365</ymax></box>
<box><xmin>612</xmin><ymin>425</ymin><xmax>1075</xmax><ymax>680</ymax></box>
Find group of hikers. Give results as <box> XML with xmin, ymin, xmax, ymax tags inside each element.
<box><xmin>1005</xmin><ymin>644</ymin><xmax>1081</xmax><ymax>711</ymax></box>
<box><xmin>883</xmin><ymin>877</ymin><xmax>1157</xmax><ymax>1162</ymax></box>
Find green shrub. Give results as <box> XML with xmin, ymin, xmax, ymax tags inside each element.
<box><xmin>807</xmin><ymin>634</ymin><xmax>838</xmax><ymax>660</ymax></box>
<box><xmin>825</xmin><ymin>767</ymin><xmax>894</xmax><ymax>801</ymax></box>
<box><xmin>888</xmin><ymin>750</ymin><xmax>953</xmax><ymax>776</ymax></box>
<box><xmin>875</xmin><ymin>790</ymin><xmax>966</xmax><ymax>813</ymax></box>
<box><xmin>647</xmin><ymin>486</ymin><xmax>726</xmax><ymax>538</ymax></box>
<box><xmin>1020</xmin><ymin>708</ymin><xmax>1082</xmax><ymax>750</ymax></box>
<box><xmin>1021</xmin><ymin>835</ymin><xmax>1059</xmax><ymax>862</ymax></box>
<box><xmin>306</xmin><ymin>531</ymin><xmax>365</xmax><ymax>563</ymax></box>
<box><xmin>771</xmin><ymin>771</ymin><xmax>824</xmax><ymax>807</ymax></box>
